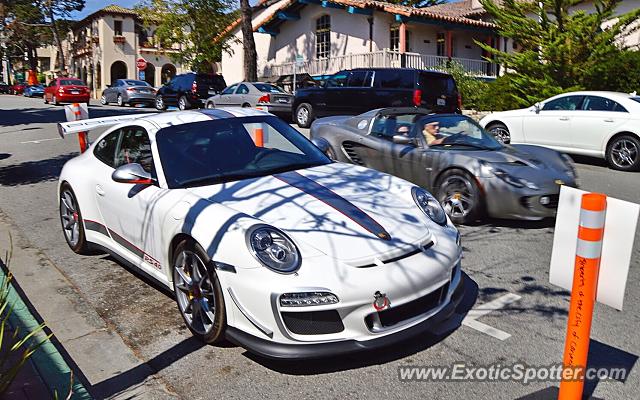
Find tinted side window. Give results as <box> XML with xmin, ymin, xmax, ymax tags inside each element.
<box><xmin>347</xmin><ymin>71</ymin><xmax>367</xmax><ymax>87</ymax></box>
<box><xmin>114</xmin><ymin>127</ymin><xmax>154</xmax><ymax>173</ymax></box>
<box><xmin>370</xmin><ymin>114</ymin><xmax>418</xmax><ymax>141</ymax></box>
<box><xmin>542</xmin><ymin>96</ymin><xmax>584</xmax><ymax>111</ymax></box>
<box><xmin>222</xmin><ymin>84</ymin><xmax>238</xmax><ymax>95</ymax></box>
<box><xmin>374</xmin><ymin>70</ymin><xmax>414</xmax><ymax>89</ymax></box>
<box><xmin>94</xmin><ymin>131</ymin><xmax>121</xmax><ymax>167</ymax></box>
<box><xmin>237</xmin><ymin>84</ymin><xmax>249</xmax><ymax>94</ymax></box>
<box><xmin>418</xmin><ymin>73</ymin><xmax>456</xmax><ymax>94</ymax></box>
<box><xmin>582</xmin><ymin>96</ymin><xmax>627</xmax><ymax>112</ymax></box>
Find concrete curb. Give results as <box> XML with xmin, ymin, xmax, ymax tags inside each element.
<box><xmin>1</xmin><ymin>260</ymin><xmax>92</xmax><ymax>399</ymax></box>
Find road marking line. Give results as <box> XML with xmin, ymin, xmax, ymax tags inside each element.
<box><xmin>20</xmin><ymin>137</ymin><xmax>63</xmax><ymax>144</ymax></box>
<box><xmin>462</xmin><ymin>292</ymin><xmax>521</xmax><ymax>341</ymax></box>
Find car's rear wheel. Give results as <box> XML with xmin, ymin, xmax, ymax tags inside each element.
<box><xmin>487</xmin><ymin>122</ymin><xmax>510</xmax><ymax>144</ymax></box>
<box><xmin>117</xmin><ymin>95</ymin><xmax>125</xmax><ymax>107</ymax></box>
<box><xmin>155</xmin><ymin>95</ymin><xmax>166</xmax><ymax>111</ymax></box>
<box><xmin>436</xmin><ymin>170</ymin><xmax>483</xmax><ymax>225</ymax></box>
<box><xmin>206</xmin><ymin>102</ymin><xmax>215</xmax><ymax>109</ymax></box>
<box><xmin>606</xmin><ymin>134</ymin><xmax>640</xmax><ymax>171</ymax></box>
<box><xmin>295</xmin><ymin>103</ymin><xmax>314</xmax><ymax>128</ymax></box>
<box><xmin>178</xmin><ymin>96</ymin><xmax>190</xmax><ymax>111</ymax></box>
<box><xmin>59</xmin><ymin>184</ymin><xmax>89</xmax><ymax>254</ymax></box>
<box><xmin>172</xmin><ymin>240</ymin><xmax>226</xmax><ymax>344</ymax></box>
<box><xmin>100</xmin><ymin>94</ymin><xmax>107</xmax><ymax>105</ymax></box>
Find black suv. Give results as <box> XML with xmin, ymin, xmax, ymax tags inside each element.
<box><xmin>293</xmin><ymin>68</ymin><xmax>461</xmax><ymax>128</ymax></box>
<box><xmin>155</xmin><ymin>73</ymin><xmax>226</xmax><ymax>111</ymax></box>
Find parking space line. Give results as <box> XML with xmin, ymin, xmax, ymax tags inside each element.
<box><xmin>462</xmin><ymin>293</ymin><xmax>521</xmax><ymax>341</ymax></box>
<box><xmin>20</xmin><ymin>137</ymin><xmax>63</xmax><ymax>144</ymax></box>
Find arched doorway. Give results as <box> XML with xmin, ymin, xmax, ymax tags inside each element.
<box><xmin>110</xmin><ymin>61</ymin><xmax>127</xmax><ymax>84</ymax></box>
<box><xmin>161</xmin><ymin>64</ymin><xmax>176</xmax><ymax>84</ymax></box>
<box><xmin>144</xmin><ymin>63</ymin><xmax>155</xmax><ymax>87</ymax></box>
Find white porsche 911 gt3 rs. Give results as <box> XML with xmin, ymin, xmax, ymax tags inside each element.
<box><xmin>57</xmin><ymin>108</ymin><xmax>465</xmax><ymax>359</ymax></box>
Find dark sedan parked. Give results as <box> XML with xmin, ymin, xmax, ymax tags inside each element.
<box><xmin>100</xmin><ymin>79</ymin><xmax>156</xmax><ymax>107</ymax></box>
<box><xmin>310</xmin><ymin>108</ymin><xmax>577</xmax><ymax>224</ymax></box>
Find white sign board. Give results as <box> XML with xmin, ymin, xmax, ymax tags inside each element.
<box><xmin>549</xmin><ymin>186</ymin><xmax>639</xmax><ymax>310</ymax></box>
<box><xmin>64</xmin><ymin>102</ymin><xmax>89</xmax><ymax>122</ymax></box>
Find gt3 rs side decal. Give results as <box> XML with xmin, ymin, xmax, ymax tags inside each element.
<box><xmin>274</xmin><ymin>171</ymin><xmax>391</xmax><ymax>240</ymax></box>
<box><xmin>83</xmin><ymin>219</ymin><xmax>162</xmax><ymax>270</ymax></box>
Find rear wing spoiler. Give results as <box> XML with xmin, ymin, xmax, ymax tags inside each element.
<box><xmin>57</xmin><ymin>113</ymin><xmax>157</xmax><ymax>137</ymax></box>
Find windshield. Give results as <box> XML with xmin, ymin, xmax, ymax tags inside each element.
<box><xmin>156</xmin><ymin>116</ymin><xmax>331</xmax><ymax>188</ymax></box>
<box><xmin>254</xmin><ymin>83</ymin><xmax>285</xmax><ymax>93</ymax></box>
<box><xmin>60</xmin><ymin>79</ymin><xmax>84</xmax><ymax>86</ymax></box>
<box><xmin>416</xmin><ymin>115</ymin><xmax>502</xmax><ymax>150</ymax></box>
<box><xmin>124</xmin><ymin>80</ymin><xmax>149</xmax><ymax>86</ymax></box>
<box><xmin>631</xmin><ymin>97</ymin><xmax>640</xmax><ymax>104</ymax></box>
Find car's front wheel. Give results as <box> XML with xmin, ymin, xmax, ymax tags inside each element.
<box><xmin>155</xmin><ymin>95</ymin><xmax>167</xmax><ymax>111</ymax></box>
<box><xmin>59</xmin><ymin>184</ymin><xmax>89</xmax><ymax>254</ymax></box>
<box><xmin>100</xmin><ymin>94</ymin><xmax>108</xmax><ymax>105</ymax></box>
<box><xmin>206</xmin><ymin>102</ymin><xmax>215</xmax><ymax>109</ymax></box>
<box><xmin>172</xmin><ymin>239</ymin><xmax>226</xmax><ymax>344</ymax></box>
<box><xmin>295</xmin><ymin>103</ymin><xmax>314</xmax><ymax>128</ymax></box>
<box><xmin>606</xmin><ymin>134</ymin><xmax>640</xmax><ymax>171</ymax></box>
<box><xmin>436</xmin><ymin>170</ymin><xmax>483</xmax><ymax>225</ymax></box>
<box><xmin>487</xmin><ymin>122</ymin><xmax>510</xmax><ymax>144</ymax></box>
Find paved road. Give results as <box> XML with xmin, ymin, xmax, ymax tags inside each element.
<box><xmin>0</xmin><ymin>95</ymin><xmax>638</xmax><ymax>400</ymax></box>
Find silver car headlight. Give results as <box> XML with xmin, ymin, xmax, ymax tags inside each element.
<box><xmin>247</xmin><ymin>225</ymin><xmax>300</xmax><ymax>273</ymax></box>
<box><xmin>412</xmin><ymin>187</ymin><xmax>447</xmax><ymax>226</ymax></box>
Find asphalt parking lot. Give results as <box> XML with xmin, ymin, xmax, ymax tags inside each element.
<box><xmin>0</xmin><ymin>95</ymin><xmax>638</xmax><ymax>400</ymax></box>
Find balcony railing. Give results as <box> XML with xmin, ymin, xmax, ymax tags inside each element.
<box><xmin>260</xmin><ymin>49</ymin><xmax>497</xmax><ymax>79</ymax></box>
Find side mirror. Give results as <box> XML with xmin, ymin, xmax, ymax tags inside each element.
<box><xmin>392</xmin><ymin>135</ymin><xmax>415</xmax><ymax>146</ymax></box>
<box><xmin>106</xmin><ymin>84</ymin><xmax>111</xmax><ymax>88</ymax></box>
<box><xmin>112</xmin><ymin>163</ymin><xmax>154</xmax><ymax>185</ymax></box>
<box><xmin>534</xmin><ymin>103</ymin><xmax>541</xmax><ymax>114</ymax></box>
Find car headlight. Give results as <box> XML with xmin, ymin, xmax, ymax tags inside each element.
<box><xmin>560</xmin><ymin>153</ymin><xmax>577</xmax><ymax>179</ymax></box>
<box><xmin>412</xmin><ymin>187</ymin><xmax>447</xmax><ymax>225</ymax></box>
<box><xmin>247</xmin><ymin>226</ymin><xmax>300</xmax><ymax>273</ymax></box>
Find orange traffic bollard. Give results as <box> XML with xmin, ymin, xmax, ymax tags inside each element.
<box><xmin>558</xmin><ymin>193</ymin><xmax>607</xmax><ymax>400</ymax></box>
<box><xmin>254</xmin><ymin>127</ymin><xmax>264</xmax><ymax>147</ymax></box>
<box><xmin>71</xmin><ymin>103</ymin><xmax>89</xmax><ymax>153</ymax></box>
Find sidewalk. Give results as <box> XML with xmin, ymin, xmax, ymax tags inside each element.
<box><xmin>0</xmin><ymin>210</ymin><xmax>176</xmax><ymax>399</ymax></box>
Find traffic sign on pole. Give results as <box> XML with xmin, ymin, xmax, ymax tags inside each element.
<box><xmin>136</xmin><ymin>58</ymin><xmax>147</xmax><ymax>70</ymax></box>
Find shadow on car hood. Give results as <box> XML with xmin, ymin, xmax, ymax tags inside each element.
<box><xmin>187</xmin><ymin>164</ymin><xmax>432</xmax><ymax>263</ymax></box>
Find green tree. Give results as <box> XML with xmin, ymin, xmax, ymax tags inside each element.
<box><xmin>137</xmin><ymin>0</ymin><xmax>237</xmax><ymax>72</ymax></box>
<box><xmin>36</xmin><ymin>0</ymin><xmax>86</xmax><ymax>73</ymax></box>
<box><xmin>479</xmin><ymin>0</ymin><xmax>640</xmax><ymax>106</ymax></box>
<box><xmin>4</xmin><ymin>0</ymin><xmax>52</xmax><ymax>72</ymax></box>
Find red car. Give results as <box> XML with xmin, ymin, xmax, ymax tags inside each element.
<box><xmin>44</xmin><ymin>78</ymin><xmax>90</xmax><ymax>105</ymax></box>
<box><xmin>11</xmin><ymin>82</ymin><xmax>26</xmax><ymax>95</ymax></box>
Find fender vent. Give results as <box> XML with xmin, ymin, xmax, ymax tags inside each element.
<box><xmin>341</xmin><ymin>142</ymin><xmax>365</xmax><ymax>166</ymax></box>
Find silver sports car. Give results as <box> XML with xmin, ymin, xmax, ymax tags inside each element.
<box><xmin>310</xmin><ymin>108</ymin><xmax>578</xmax><ymax>224</ymax></box>
<box><xmin>205</xmin><ymin>82</ymin><xmax>293</xmax><ymax>118</ymax></box>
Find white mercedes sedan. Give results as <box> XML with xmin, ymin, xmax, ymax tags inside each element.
<box><xmin>480</xmin><ymin>91</ymin><xmax>640</xmax><ymax>171</ymax></box>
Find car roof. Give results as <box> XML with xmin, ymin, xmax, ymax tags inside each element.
<box><xmin>350</xmin><ymin>68</ymin><xmax>451</xmax><ymax>76</ymax></box>
<box><xmin>554</xmin><ymin>91</ymin><xmax>635</xmax><ymax>100</ymax></box>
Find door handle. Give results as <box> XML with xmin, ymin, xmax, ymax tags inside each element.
<box><xmin>95</xmin><ymin>185</ymin><xmax>105</xmax><ymax>196</ymax></box>
<box><xmin>559</xmin><ymin>116</ymin><xmax>570</xmax><ymax>121</ymax></box>
<box><xmin>604</xmin><ymin>118</ymin><xmax>614</xmax><ymax>122</ymax></box>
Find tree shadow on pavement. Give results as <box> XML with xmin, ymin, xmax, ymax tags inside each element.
<box><xmin>244</xmin><ymin>273</ymin><xmax>479</xmax><ymax>375</ymax></box>
<box><xmin>0</xmin><ymin>153</ymin><xmax>75</xmax><ymax>186</ymax></box>
<box><xmin>0</xmin><ymin>106</ymin><xmax>154</xmax><ymax>128</ymax></box>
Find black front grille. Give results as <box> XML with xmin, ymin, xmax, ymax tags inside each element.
<box><xmin>341</xmin><ymin>142</ymin><xmax>365</xmax><ymax>166</ymax></box>
<box><xmin>365</xmin><ymin>283</ymin><xmax>449</xmax><ymax>330</ymax></box>
<box><xmin>281</xmin><ymin>310</ymin><xmax>344</xmax><ymax>335</ymax></box>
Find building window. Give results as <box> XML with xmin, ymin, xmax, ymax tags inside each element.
<box><xmin>316</xmin><ymin>15</ymin><xmax>331</xmax><ymax>59</ymax></box>
<box><xmin>436</xmin><ymin>32</ymin><xmax>445</xmax><ymax>56</ymax></box>
<box><xmin>390</xmin><ymin>25</ymin><xmax>411</xmax><ymax>52</ymax></box>
<box><xmin>114</xmin><ymin>20</ymin><xmax>123</xmax><ymax>36</ymax></box>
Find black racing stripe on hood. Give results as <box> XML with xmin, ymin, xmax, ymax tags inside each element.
<box><xmin>275</xmin><ymin>170</ymin><xmax>391</xmax><ymax>241</ymax></box>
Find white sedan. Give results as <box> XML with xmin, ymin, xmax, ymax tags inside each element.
<box><xmin>57</xmin><ymin>109</ymin><xmax>464</xmax><ymax>359</ymax></box>
<box><xmin>480</xmin><ymin>91</ymin><xmax>640</xmax><ymax>171</ymax></box>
